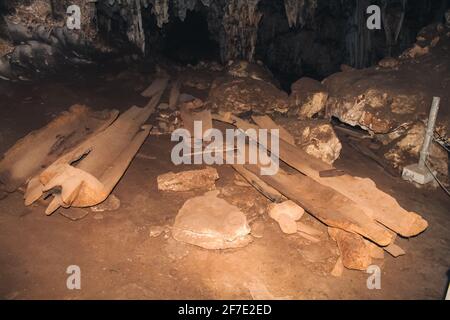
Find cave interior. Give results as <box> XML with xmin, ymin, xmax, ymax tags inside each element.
<box><xmin>0</xmin><ymin>0</ymin><xmax>449</xmax><ymax>300</ymax></box>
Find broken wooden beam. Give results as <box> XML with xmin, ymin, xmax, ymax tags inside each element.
<box><xmin>212</xmin><ymin>113</ymin><xmax>428</xmax><ymax>238</ymax></box>
<box><xmin>0</xmin><ymin>105</ymin><xmax>119</xmax><ymax>193</ymax></box>
<box><xmin>232</xmin><ymin>164</ymin><xmax>284</xmax><ymax>203</ymax></box>
<box><xmin>243</xmin><ymin>163</ymin><xmax>394</xmax><ymax>246</ymax></box>
<box><xmin>251</xmin><ymin>115</ymin><xmax>296</xmax><ymax>145</ymax></box>
<box><xmin>24</xmin><ymin>79</ymin><xmax>168</xmax><ymax>214</ymax></box>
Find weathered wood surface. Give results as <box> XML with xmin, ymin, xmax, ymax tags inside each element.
<box><xmin>212</xmin><ymin>113</ymin><xmax>428</xmax><ymax>238</ymax></box>
<box><xmin>0</xmin><ymin>105</ymin><xmax>119</xmax><ymax>192</ymax></box>
<box><xmin>25</xmin><ymin>79</ymin><xmax>167</xmax><ymax>214</ymax></box>
<box><xmin>243</xmin><ymin>164</ymin><xmax>394</xmax><ymax>246</ymax></box>
<box><xmin>141</xmin><ymin>77</ymin><xmax>169</xmax><ymax>98</ymax></box>
<box><xmin>232</xmin><ymin>164</ymin><xmax>284</xmax><ymax>203</ymax></box>
<box><xmin>169</xmin><ymin>79</ymin><xmax>181</xmax><ymax>110</ymax></box>
<box><xmin>251</xmin><ymin>115</ymin><xmax>296</xmax><ymax>145</ymax></box>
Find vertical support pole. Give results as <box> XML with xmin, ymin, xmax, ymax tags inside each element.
<box><xmin>418</xmin><ymin>97</ymin><xmax>440</xmax><ymax>168</ymax></box>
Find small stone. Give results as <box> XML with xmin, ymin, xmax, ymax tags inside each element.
<box><xmin>401</xmin><ymin>44</ymin><xmax>429</xmax><ymax>59</ymax></box>
<box><xmin>90</xmin><ymin>194</ymin><xmax>121</xmax><ymax>212</ymax></box>
<box><xmin>158</xmin><ymin>121</ymin><xmax>168</xmax><ymax>132</ymax></box>
<box><xmin>268</xmin><ymin>201</ymin><xmax>305</xmax><ymax>234</ymax></box>
<box><xmin>93</xmin><ymin>213</ymin><xmax>104</xmax><ymax>220</ymax></box>
<box><xmin>157</xmin><ymin>167</ymin><xmax>219</xmax><ymax>192</ymax></box>
<box><xmin>277</xmin><ymin>214</ymin><xmax>298</xmax><ymax>234</ymax></box>
<box><xmin>149</xmin><ymin>226</ymin><xmax>165</xmax><ymax>238</ymax></box>
<box><xmin>378</xmin><ymin>57</ymin><xmax>399</xmax><ymax>68</ymax></box>
<box><xmin>330</xmin><ymin>257</ymin><xmax>344</xmax><ymax>277</ymax></box>
<box><xmin>268</xmin><ymin>200</ymin><xmax>304</xmax><ymax>221</ymax></box>
<box><xmin>250</xmin><ymin>220</ymin><xmax>265</xmax><ymax>238</ymax></box>
<box><xmin>328</xmin><ymin>227</ymin><xmax>372</xmax><ymax>271</ymax></box>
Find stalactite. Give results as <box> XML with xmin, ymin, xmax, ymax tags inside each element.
<box><xmin>174</xmin><ymin>0</ymin><xmax>198</xmax><ymax>22</ymax></box>
<box><xmin>126</xmin><ymin>0</ymin><xmax>146</xmax><ymax>54</ymax></box>
<box><xmin>150</xmin><ymin>0</ymin><xmax>170</xmax><ymax>27</ymax></box>
<box><xmin>283</xmin><ymin>0</ymin><xmax>318</xmax><ymax>28</ymax></box>
<box><xmin>346</xmin><ymin>0</ymin><xmax>372</xmax><ymax>68</ymax></box>
<box><xmin>221</xmin><ymin>0</ymin><xmax>262</xmax><ymax>62</ymax></box>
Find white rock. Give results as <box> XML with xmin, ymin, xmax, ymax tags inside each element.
<box><xmin>300</xmin><ymin>123</ymin><xmax>342</xmax><ymax>164</ymax></box>
<box><xmin>268</xmin><ymin>200</ymin><xmax>305</xmax><ymax>234</ymax></box>
<box><xmin>268</xmin><ymin>200</ymin><xmax>304</xmax><ymax>221</ymax></box>
<box><xmin>172</xmin><ymin>191</ymin><xmax>252</xmax><ymax>249</ymax></box>
<box><xmin>288</xmin><ymin>77</ymin><xmax>328</xmax><ymax>119</ymax></box>
<box><xmin>157</xmin><ymin>167</ymin><xmax>219</xmax><ymax>192</ymax></box>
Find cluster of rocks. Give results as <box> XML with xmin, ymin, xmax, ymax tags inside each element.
<box><xmin>205</xmin><ymin>59</ymin><xmax>343</xmax><ymax>164</ymax></box>
<box><xmin>323</xmin><ymin>21</ymin><xmax>450</xmax><ymax>178</ymax></box>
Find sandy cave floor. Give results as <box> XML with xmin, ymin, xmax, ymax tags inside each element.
<box><xmin>0</xmin><ymin>67</ymin><xmax>449</xmax><ymax>300</ymax></box>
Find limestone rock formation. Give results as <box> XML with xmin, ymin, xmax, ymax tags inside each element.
<box><xmin>288</xmin><ymin>77</ymin><xmax>328</xmax><ymax>119</ymax></box>
<box><xmin>208</xmin><ymin>77</ymin><xmax>288</xmax><ymax>115</ymax></box>
<box><xmin>324</xmin><ymin>22</ymin><xmax>449</xmax><ymax>175</ymax></box>
<box><xmin>226</xmin><ymin>60</ymin><xmax>276</xmax><ymax>84</ymax></box>
<box><xmin>282</xmin><ymin>120</ymin><xmax>342</xmax><ymax>164</ymax></box>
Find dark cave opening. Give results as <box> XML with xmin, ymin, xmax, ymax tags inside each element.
<box><xmin>162</xmin><ymin>11</ymin><xmax>219</xmax><ymax>65</ymax></box>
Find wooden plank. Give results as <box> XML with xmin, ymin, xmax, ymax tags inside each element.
<box><xmin>0</xmin><ymin>105</ymin><xmax>119</xmax><ymax>192</ymax></box>
<box><xmin>243</xmin><ymin>164</ymin><xmax>394</xmax><ymax>246</ymax></box>
<box><xmin>232</xmin><ymin>164</ymin><xmax>284</xmax><ymax>203</ymax></box>
<box><xmin>169</xmin><ymin>79</ymin><xmax>181</xmax><ymax>110</ymax></box>
<box><xmin>212</xmin><ymin>113</ymin><xmax>428</xmax><ymax>238</ymax></box>
<box><xmin>384</xmin><ymin>243</ymin><xmax>406</xmax><ymax>257</ymax></box>
<box><xmin>25</xmin><ymin>80</ymin><xmax>167</xmax><ymax>214</ymax></box>
<box><xmin>251</xmin><ymin>115</ymin><xmax>296</xmax><ymax>145</ymax></box>
<box><xmin>348</xmin><ymin>140</ymin><xmax>398</xmax><ymax>177</ymax></box>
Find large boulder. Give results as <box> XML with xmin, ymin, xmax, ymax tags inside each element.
<box><xmin>172</xmin><ymin>190</ymin><xmax>252</xmax><ymax>250</ymax></box>
<box><xmin>323</xmin><ymin>22</ymin><xmax>449</xmax><ymax>175</ymax></box>
<box><xmin>288</xmin><ymin>77</ymin><xmax>328</xmax><ymax>119</ymax></box>
<box><xmin>226</xmin><ymin>60</ymin><xmax>276</xmax><ymax>84</ymax></box>
<box><xmin>207</xmin><ymin>76</ymin><xmax>289</xmax><ymax>115</ymax></box>
<box><xmin>282</xmin><ymin>119</ymin><xmax>342</xmax><ymax>164</ymax></box>
<box><xmin>324</xmin><ymin>22</ymin><xmax>450</xmax><ymax>135</ymax></box>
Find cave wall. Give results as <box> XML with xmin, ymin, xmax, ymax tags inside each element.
<box><xmin>0</xmin><ymin>0</ymin><xmax>449</xmax><ymax>82</ymax></box>
<box><xmin>83</xmin><ymin>0</ymin><xmax>450</xmax><ymax>80</ymax></box>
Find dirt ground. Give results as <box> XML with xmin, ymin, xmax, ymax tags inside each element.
<box><xmin>0</xmin><ymin>66</ymin><xmax>449</xmax><ymax>300</ymax></box>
